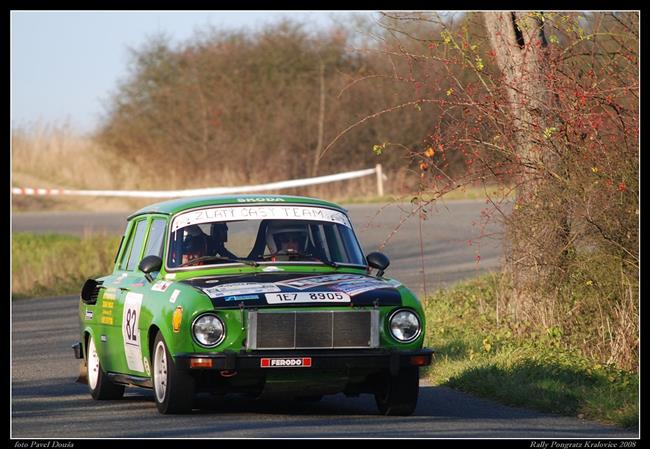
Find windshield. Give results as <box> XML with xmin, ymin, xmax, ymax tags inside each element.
<box><xmin>166</xmin><ymin>205</ymin><xmax>366</xmax><ymax>269</ymax></box>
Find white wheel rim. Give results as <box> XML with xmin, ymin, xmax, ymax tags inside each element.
<box><xmin>154</xmin><ymin>340</ymin><xmax>168</xmax><ymax>403</ymax></box>
<box><xmin>88</xmin><ymin>336</ymin><xmax>99</xmax><ymax>390</ymax></box>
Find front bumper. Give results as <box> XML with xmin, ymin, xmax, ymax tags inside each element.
<box><xmin>175</xmin><ymin>348</ymin><xmax>434</xmax><ymax>376</ymax></box>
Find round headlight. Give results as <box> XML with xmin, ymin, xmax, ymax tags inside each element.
<box><xmin>389</xmin><ymin>309</ymin><xmax>421</xmax><ymax>343</ymax></box>
<box><xmin>192</xmin><ymin>314</ymin><xmax>225</xmax><ymax>347</ymax></box>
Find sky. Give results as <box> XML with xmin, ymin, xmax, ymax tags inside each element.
<box><xmin>10</xmin><ymin>10</ymin><xmax>379</xmax><ymax>134</ymax></box>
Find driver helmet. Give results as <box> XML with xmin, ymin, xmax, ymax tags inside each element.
<box><xmin>182</xmin><ymin>225</ymin><xmax>208</xmax><ymax>262</ymax></box>
<box><xmin>210</xmin><ymin>222</ymin><xmax>229</xmax><ymax>244</ymax></box>
<box><xmin>265</xmin><ymin>222</ymin><xmax>309</xmax><ymax>254</ymax></box>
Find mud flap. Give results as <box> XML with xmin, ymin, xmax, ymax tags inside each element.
<box><xmin>76</xmin><ymin>360</ymin><xmax>88</xmax><ymax>384</ymax></box>
<box><xmin>72</xmin><ymin>341</ymin><xmax>87</xmax><ymax>384</ymax></box>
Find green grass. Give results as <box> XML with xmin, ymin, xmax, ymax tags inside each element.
<box><xmin>11</xmin><ymin>232</ymin><xmax>122</xmax><ymax>299</ymax></box>
<box><xmin>421</xmin><ymin>274</ymin><xmax>639</xmax><ymax>430</ymax></box>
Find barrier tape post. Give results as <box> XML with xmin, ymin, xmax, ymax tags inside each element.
<box><xmin>11</xmin><ymin>165</ymin><xmax>385</xmax><ymax>199</ymax></box>
<box><xmin>375</xmin><ymin>163</ymin><xmax>384</xmax><ymax>197</ymax></box>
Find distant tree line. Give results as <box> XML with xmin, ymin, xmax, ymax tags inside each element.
<box><xmin>97</xmin><ymin>17</ymin><xmax>487</xmax><ymax>193</ymax></box>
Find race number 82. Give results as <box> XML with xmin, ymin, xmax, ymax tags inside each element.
<box><xmin>125</xmin><ymin>308</ymin><xmax>137</xmax><ymax>342</ymax></box>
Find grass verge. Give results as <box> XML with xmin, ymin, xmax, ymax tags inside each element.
<box><xmin>11</xmin><ymin>232</ymin><xmax>121</xmax><ymax>299</ymax></box>
<box><xmin>337</xmin><ymin>185</ymin><xmax>514</xmax><ymax>205</ymax></box>
<box><xmin>421</xmin><ymin>274</ymin><xmax>639</xmax><ymax>430</ymax></box>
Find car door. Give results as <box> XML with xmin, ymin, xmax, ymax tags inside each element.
<box><xmin>107</xmin><ymin>216</ymin><xmax>150</xmax><ymax>376</ymax></box>
<box><xmin>114</xmin><ymin>215</ymin><xmax>168</xmax><ymax>377</ymax></box>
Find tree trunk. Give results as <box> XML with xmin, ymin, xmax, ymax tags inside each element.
<box><xmin>483</xmin><ymin>12</ymin><xmax>571</xmax><ymax>323</ymax></box>
<box><xmin>312</xmin><ymin>60</ymin><xmax>326</xmax><ymax>178</ymax></box>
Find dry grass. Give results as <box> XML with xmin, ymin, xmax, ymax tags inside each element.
<box><xmin>11</xmin><ymin>122</ymin><xmax>146</xmax><ymax>211</ymax></box>
<box><xmin>11</xmin><ymin>124</ymin><xmax>407</xmax><ymax>212</ymax></box>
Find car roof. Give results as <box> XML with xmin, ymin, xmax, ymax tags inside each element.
<box><xmin>127</xmin><ymin>194</ymin><xmax>347</xmax><ymax>220</ymax></box>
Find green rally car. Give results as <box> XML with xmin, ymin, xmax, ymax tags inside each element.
<box><xmin>74</xmin><ymin>194</ymin><xmax>433</xmax><ymax>415</ymax></box>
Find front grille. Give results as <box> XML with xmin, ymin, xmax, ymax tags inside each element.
<box><xmin>247</xmin><ymin>310</ymin><xmax>379</xmax><ymax>350</ymax></box>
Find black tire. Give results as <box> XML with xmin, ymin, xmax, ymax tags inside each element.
<box><xmin>374</xmin><ymin>366</ymin><xmax>419</xmax><ymax>416</ymax></box>
<box><xmin>86</xmin><ymin>334</ymin><xmax>125</xmax><ymax>400</ymax></box>
<box><xmin>152</xmin><ymin>332</ymin><xmax>195</xmax><ymax>414</ymax></box>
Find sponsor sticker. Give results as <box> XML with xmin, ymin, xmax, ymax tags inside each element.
<box><xmin>332</xmin><ymin>279</ymin><xmax>391</xmax><ymax>296</ymax></box>
<box><xmin>143</xmin><ymin>357</ymin><xmax>151</xmax><ymax>376</ymax></box>
<box><xmin>172</xmin><ymin>206</ymin><xmax>351</xmax><ymax>232</ymax></box>
<box><xmin>277</xmin><ymin>273</ymin><xmax>365</xmax><ymax>290</ymax></box>
<box><xmin>112</xmin><ymin>273</ymin><xmax>127</xmax><ymax>284</ymax></box>
<box><xmin>202</xmin><ymin>282</ymin><xmax>281</xmax><ymax>298</ymax></box>
<box><xmin>225</xmin><ymin>294</ymin><xmax>259</xmax><ymax>301</ymax></box>
<box><xmin>265</xmin><ymin>292</ymin><xmax>350</xmax><ymax>304</ymax></box>
<box><xmin>169</xmin><ymin>289</ymin><xmax>181</xmax><ymax>304</ymax></box>
<box><xmin>102</xmin><ymin>289</ymin><xmax>117</xmax><ymax>300</ymax></box>
<box><xmin>100</xmin><ymin>316</ymin><xmax>113</xmax><ymax>325</ymax></box>
<box><xmin>260</xmin><ymin>357</ymin><xmax>312</xmax><ymax>368</ymax></box>
<box><xmin>84</xmin><ymin>310</ymin><xmax>93</xmax><ymax>320</ymax></box>
<box><xmin>151</xmin><ymin>280</ymin><xmax>173</xmax><ymax>292</ymax></box>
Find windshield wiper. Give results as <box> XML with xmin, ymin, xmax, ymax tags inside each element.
<box><xmin>179</xmin><ymin>256</ymin><xmax>258</xmax><ymax>267</ymax></box>
<box><xmin>262</xmin><ymin>251</ymin><xmax>339</xmax><ymax>268</ymax></box>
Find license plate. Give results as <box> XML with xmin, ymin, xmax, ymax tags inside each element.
<box><xmin>265</xmin><ymin>292</ymin><xmax>350</xmax><ymax>304</ymax></box>
<box><xmin>260</xmin><ymin>357</ymin><xmax>312</xmax><ymax>368</ymax></box>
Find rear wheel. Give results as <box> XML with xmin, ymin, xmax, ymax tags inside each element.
<box><xmin>87</xmin><ymin>334</ymin><xmax>124</xmax><ymax>400</ymax></box>
<box><xmin>374</xmin><ymin>367</ymin><xmax>419</xmax><ymax>416</ymax></box>
<box><xmin>152</xmin><ymin>333</ymin><xmax>195</xmax><ymax>414</ymax></box>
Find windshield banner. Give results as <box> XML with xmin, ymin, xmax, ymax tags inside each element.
<box><xmin>172</xmin><ymin>206</ymin><xmax>351</xmax><ymax>232</ymax></box>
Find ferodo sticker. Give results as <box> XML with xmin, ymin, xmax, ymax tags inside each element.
<box><xmin>260</xmin><ymin>358</ymin><xmax>312</xmax><ymax>368</ymax></box>
<box><xmin>122</xmin><ymin>292</ymin><xmax>145</xmax><ymax>373</ymax></box>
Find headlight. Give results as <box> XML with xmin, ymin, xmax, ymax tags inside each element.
<box><xmin>192</xmin><ymin>314</ymin><xmax>225</xmax><ymax>347</ymax></box>
<box><xmin>389</xmin><ymin>309</ymin><xmax>421</xmax><ymax>343</ymax></box>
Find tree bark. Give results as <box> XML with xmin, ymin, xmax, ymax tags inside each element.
<box><xmin>483</xmin><ymin>12</ymin><xmax>571</xmax><ymax>320</ymax></box>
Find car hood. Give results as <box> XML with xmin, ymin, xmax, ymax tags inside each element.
<box><xmin>179</xmin><ymin>272</ymin><xmax>403</xmax><ymax>309</ymax></box>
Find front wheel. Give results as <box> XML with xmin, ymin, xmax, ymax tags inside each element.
<box><xmin>87</xmin><ymin>334</ymin><xmax>124</xmax><ymax>400</ymax></box>
<box><xmin>152</xmin><ymin>333</ymin><xmax>195</xmax><ymax>414</ymax></box>
<box><xmin>374</xmin><ymin>367</ymin><xmax>419</xmax><ymax>416</ymax></box>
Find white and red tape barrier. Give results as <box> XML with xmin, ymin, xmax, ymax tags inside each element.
<box><xmin>12</xmin><ymin>165</ymin><xmax>386</xmax><ymax>199</ymax></box>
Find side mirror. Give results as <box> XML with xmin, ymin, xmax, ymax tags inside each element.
<box><xmin>139</xmin><ymin>255</ymin><xmax>162</xmax><ymax>283</ymax></box>
<box><xmin>366</xmin><ymin>252</ymin><xmax>390</xmax><ymax>278</ymax></box>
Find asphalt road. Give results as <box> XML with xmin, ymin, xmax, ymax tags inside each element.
<box><xmin>12</xmin><ymin>297</ymin><xmax>636</xmax><ymax>439</ymax></box>
<box><xmin>11</xmin><ymin>202</ymin><xmax>638</xmax><ymax>438</ymax></box>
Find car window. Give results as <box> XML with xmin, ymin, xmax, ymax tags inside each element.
<box><xmin>143</xmin><ymin>218</ymin><xmax>167</xmax><ymax>258</ymax></box>
<box><xmin>125</xmin><ymin>220</ymin><xmax>148</xmax><ymax>271</ymax></box>
<box><xmin>119</xmin><ymin>225</ymin><xmax>135</xmax><ymax>271</ymax></box>
<box><xmin>167</xmin><ymin>217</ymin><xmax>366</xmax><ymax>268</ymax></box>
